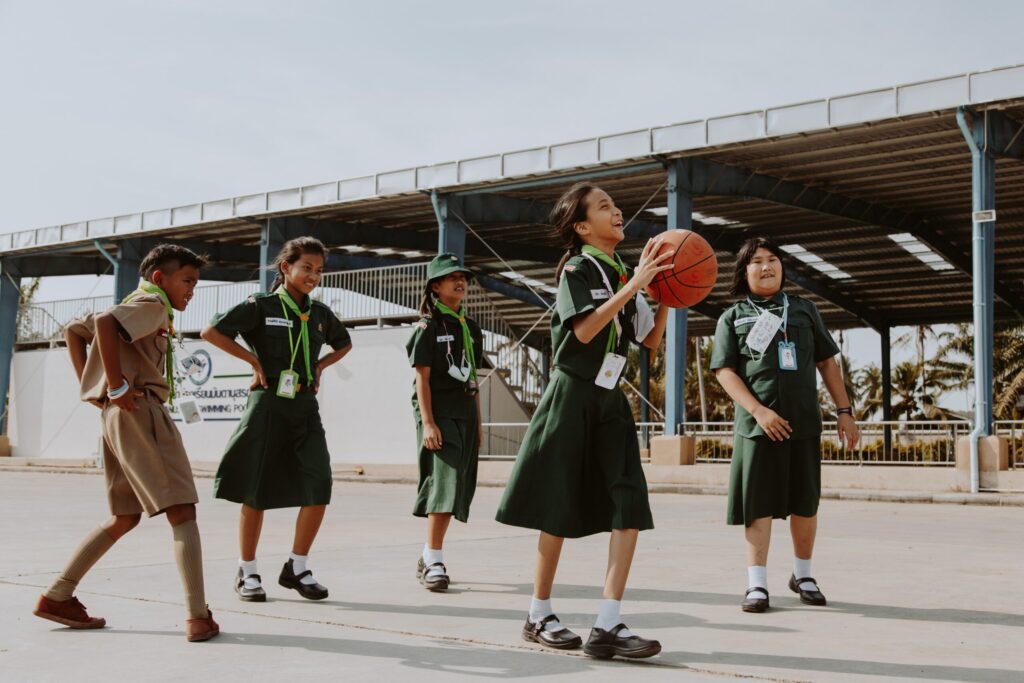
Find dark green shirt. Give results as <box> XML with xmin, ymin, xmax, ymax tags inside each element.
<box><xmin>709</xmin><ymin>292</ymin><xmax>839</xmax><ymax>439</ymax></box>
<box><xmin>211</xmin><ymin>292</ymin><xmax>352</xmax><ymax>384</ymax></box>
<box><xmin>552</xmin><ymin>254</ymin><xmax>638</xmax><ymax>381</ymax></box>
<box><xmin>407</xmin><ymin>313</ymin><xmax>484</xmax><ymax>420</ymax></box>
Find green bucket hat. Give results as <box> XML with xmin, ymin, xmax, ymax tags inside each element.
<box><xmin>427</xmin><ymin>252</ymin><xmax>473</xmax><ymax>282</ymax></box>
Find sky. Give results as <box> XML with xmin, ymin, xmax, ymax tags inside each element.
<box><xmin>2</xmin><ymin>0</ymin><xmax>1021</xmax><ymax>401</ymax></box>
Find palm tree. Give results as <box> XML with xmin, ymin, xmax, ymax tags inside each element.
<box><xmin>855</xmin><ymin>363</ymin><xmax>883</xmax><ymax>420</ymax></box>
<box><xmin>937</xmin><ymin>323</ymin><xmax>1024</xmax><ymax>419</ymax></box>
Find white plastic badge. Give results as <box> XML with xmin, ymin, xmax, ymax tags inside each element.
<box><xmin>632</xmin><ymin>294</ymin><xmax>655</xmax><ymax>343</ymax></box>
<box><xmin>745</xmin><ymin>310</ymin><xmax>783</xmax><ymax>354</ymax></box>
<box><xmin>277</xmin><ymin>370</ymin><xmax>299</xmax><ymax>399</ymax></box>
<box><xmin>595</xmin><ymin>352</ymin><xmax>627</xmax><ymax>389</ymax></box>
<box><xmin>179</xmin><ymin>399</ymin><xmax>203</xmax><ymax>424</ymax></box>
<box><xmin>778</xmin><ymin>341</ymin><xmax>798</xmax><ymax>371</ymax></box>
<box><xmin>265</xmin><ymin>317</ymin><xmax>293</xmax><ymax>328</ymax></box>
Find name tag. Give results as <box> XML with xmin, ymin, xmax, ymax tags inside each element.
<box><xmin>590</xmin><ymin>288</ymin><xmax>611</xmax><ymax>300</ymax></box>
<box><xmin>265</xmin><ymin>317</ymin><xmax>293</xmax><ymax>328</ymax></box>
<box><xmin>734</xmin><ymin>316</ymin><xmax>759</xmax><ymax>328</ymax></box>
<box><xmin>746</xmin><ymin>310</ymin><xmax>783</xmax><ymax>354</ymax></box>
<box><xmin>595</xmin><ymin>352</ymin><xmax>627</xmax><ymax>389</ymax></box>
<box><xmin>436</xmin><ymin>334</ymin><xmax>455</xmax><ymax>342</ymax></box>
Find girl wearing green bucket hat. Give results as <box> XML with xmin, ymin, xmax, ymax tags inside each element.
<box><xmin>407</xmin><ymin>252</ymin><xmax>484</xmax><ymax>592</ymax></box>
<box><xmin>495</xmin><ymin>182</ymin><xmax>674</xmax><ymax>659</ymax></box>
<box><xmin>202</xmin><ymin>237</ymin><xmax>352</xmax><ymax>603</ymax></box>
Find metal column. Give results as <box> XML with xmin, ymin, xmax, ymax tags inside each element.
<box><xmin>114</xmin><ymin>238</ymin><xmax>142</xmax><ymax>302</ymax></box>
<box><xmin>880</xmin><ymin>326</ymin><xmax>892</xmax><ymax>457</ymax></box>
<box><xmin>957</xmin><ymin>107</ymin><xmax>996</xmax><ymax>494</ymax></box>
<box><xmin>639</xmin><ymin>346</ymin><xmax>650</xmax><ymax>447</ymax></box>
<box><xmin>432</xmin><ymin>191</ymin><xmax>465</xmax><ymax>261</ymax></box>
<box><xmin>0</xmin><ymin>258</ymin><xmax>22</xmax><ymax>435</ymax></box>
<box><xmin>259</xmin><ymin>219</ymin><xmax>286</xmax><ymax>293</ymax></box>
<box><xmin>664</xmin><ymin>160</ymin><xmax>691</xmax><ymax>436</ymax></box>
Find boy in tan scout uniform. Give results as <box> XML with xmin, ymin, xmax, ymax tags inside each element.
<box><xmin>32</xmin><ymin>244</ymin><xmax>219</xmax><ymax>642</ymax></box>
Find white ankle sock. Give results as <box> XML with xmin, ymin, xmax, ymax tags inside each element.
<box><xmin>793</xmin><ymin>557</ymin><xmax>817</xmax><ymax>590</ymax></box>
<box><xmin>423</xmin><ymin>545</ymin><xmax>444</xmax><ymax>567</ymax></box>
<box><xmin>239</xmin><ymin>558</ymin><xmax>261</xmax><ymax>589</ymax></box>
<box><xmin>594</xmin><ymin>599</ymin><xmax>633</xmax><ymax>637</ymax></box>
<box><xmin>529</xmin><ymin>597</ymin><xmax>563</xmax><ymax>630</ymax></box>
<box><xmin>289</xmin><ymin>552</ymin><xmax>318</xmax><ymax>585</ymax></box>
<box><xmin>747</xmin><ymin>565</ymin><xmax>768</xmax><ymax>600</ymax></box>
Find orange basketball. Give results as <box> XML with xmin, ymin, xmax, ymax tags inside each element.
<box><xmin>646</xmin><ymin>229</ymin><xmax>717</xmax><ymax>308</ymax></box>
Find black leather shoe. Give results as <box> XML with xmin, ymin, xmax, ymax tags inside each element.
<box><xmin>278</xmin><ymin>559</ymin><xmax>328</xmax><ymax>600</ymax></box>
<box><xmin>789</xmin><ymin>574</ymin><xmax>827</xmax><ymax>606</ymax></box>
<box><xmin>742</xmin><ymin>587</ymin><xmax>770</xmax><ymax>613</ymax></box>
<box><xmin>416</xmin><ymin>557</ymin><xmax>450</xmax><ymax>592</ymax></box>
<box><xmin>234</xmin><ymin>568</ymin><xmax>266</xmax><ymax>602</ymax></box>
<box><xmin>584</xmin><ymin>623</ymin><xmax>661</xmax><ymax>659</ymax></box>
<box><xmin>521</xmin><ymin>615</ymin><xmax>582</xmax><ymax>650</ymax></box>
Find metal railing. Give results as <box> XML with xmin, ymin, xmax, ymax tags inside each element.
<box><xmin>16</xmin><ymin>262</ymin><xmax>548</xmax><ymax>410</ymax></box>
<box><xmin>995</xmin><ymin>421</ymin><xmax>1024</xmax><ymax>469</ymax></box>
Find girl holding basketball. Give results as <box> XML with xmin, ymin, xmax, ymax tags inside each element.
<box><xmin>496</xmin><ymin>182</ymin><xmax>673</xmax><ymax>660</ymax></box>
<box><xmin>709</xmin><ymin>237</ymin><xmax>859</xmax><ymax>613</ymax></box>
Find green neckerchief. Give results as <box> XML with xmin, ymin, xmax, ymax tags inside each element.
<box><xmin>434</xmin><ymin>300</ymin><xmax>477</xmax><ymax>382</ymax></box>
<box><xmin>122</xmin><ymin>280</ymin><xmax>176</xmax><ymax>404</ymax></box>
<box><xmin>275</xmin><ymin>287</ymin><xmax>313</xmax><ymax>386</ymax></box>
<box><xmin>580</xmin><ymin>244</ymin><xmax>629</xmax><ymax>354</ymax></box>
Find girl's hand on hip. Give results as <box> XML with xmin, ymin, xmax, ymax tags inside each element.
<box><xmin>110</xmin><ymin>389</ymin><xmax>144</xmax><ymax>412</ymax></box>
<box><xmin>249</xmin><ymin>359</ymin><xmax>268</xmax><ymax>390</ymax></box>
<box><xmin>632</xmin><ymin>238</ymin><xmax>675</xmax><ymax>291</ymax></box>
<box><xmin>837</xmin><ymin>414</ymin><xmax>860</xmax><ymax>449</ymax></box>
<box><xmin>313</xmin><ymin>363</ymin><xmax>325</xmax><ymax>393</ymax></box>
<box><xmin>752</xmin><ymin>405</ymin><xmax>793</xmax><ymax>441</ymax></box>
<box><xmin>423</xmin><ymin>422</ymin><xmax>443</xmax><ymax>452</ymax></box>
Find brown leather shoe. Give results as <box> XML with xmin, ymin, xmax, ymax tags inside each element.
<box><xmin>33</xmin><ymin>594</ymin><xmax>106</xmax><ymax>629</ymax></box>
<box><xmin>185</xmin><ymin>607</ymin><xmax>220</xmax><ymax>642</ymax></box>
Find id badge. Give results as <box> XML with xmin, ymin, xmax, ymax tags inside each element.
<box><xmin>277</xmin><ymin>370</ymin><xmax>299</xmax><ymax>399</ymax></box>
<box><xmin>745</xmin><ymin>310</ymin><xmax>783</xmax><ymax>354</ymax></box>
<box><xmin>778</xmin><ymin>341</ymin><xmax>798</xmax><ymax>371</ymax></box>
<box><xmin>595</xmin><ymin>352</ymin><xmax>627</xmax><ymax>389</ymax></box>
<box><xmin>179</xmin><ymin>399</ymin><xmax>203</xmax><ymax>424</ymax></box>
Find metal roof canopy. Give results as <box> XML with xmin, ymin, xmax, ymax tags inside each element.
<box><xmin>3</xmin><ymin>64</ymin><xmax>1024</xmax><ymax>340</ymax></box>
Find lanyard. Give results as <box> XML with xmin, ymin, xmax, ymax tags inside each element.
<box><xmin>122</xmin><ymin>280</ymin><xmax>176</xmax><ymax>404</ymax></box>
<box><xmin>579</xmin><ymin>246</ymin><xmax>628</xmax><ymax>355</ymax></box>
<box><xmin>276</xmin><ymin>288</ymin><xmax>313</xmax><ymax>385</ymax></box>
<box><xmin>746</xmin><ymin>292</ymin><xmax>790</xmax><ymax>339</ymax></box>
<box><xmin>434</xmin><ymin>301</ymin><xmax>476</xmax><ymax>382</ymax></box>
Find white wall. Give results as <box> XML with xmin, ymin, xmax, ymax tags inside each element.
<box><xmin>9</xmin><ymin>326</ymin><xmax>529</xmax><ymax>463</ymax></box>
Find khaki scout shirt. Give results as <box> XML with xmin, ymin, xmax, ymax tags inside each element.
<box><xmin>552</xmin><ymin>254</ymin><xmax>638</xmax><ymax>381</ymax></box>
<box><xmin>709</xmin><ymin>292</ymin><xmax>839</xmax><ymax>439</ymax></box>
<box><xmin>210</xmin><ymin>292</ymin><xmax>352</xmax><ymax>385</ymax></box>
<box><xmin>68</xmin><ymin>294</ymin><xmax>174</xmax><ymax>406</ymax></box>
<box><xmin>407</xmin><ymin>313</ymin><xmax>484</xmax><ymax>420</ymax></box>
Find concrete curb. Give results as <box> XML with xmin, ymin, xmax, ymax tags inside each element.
<box><xmin>2</xmin><ymin>461</ymin><xmax>1022</xmax><ymax>506</ymax></box>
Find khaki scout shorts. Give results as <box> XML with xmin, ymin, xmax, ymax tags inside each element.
<box><xmin>101</xmin><ymin>396</ymin><xmax>199</xmax><ymax>517</ymax></box>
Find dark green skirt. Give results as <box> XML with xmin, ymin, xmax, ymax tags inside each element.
<box><xmin>495</xmin><ymin>369</ymin><xmax>653</xmax><ymax>538</ymax></box>
<box><xmin>214</xmin><ymin>389</ymin><xmax>332</xmax><ymax>510</ymax></box>
<box><xmin>412</xmin><ymin>416</ymin><xmax>479</xmax><ymax>523</ymax></box>
<box><xmin>727</xmin><ymin>435</ymin><xmax>821</xmax><ymax>526</ymax></box>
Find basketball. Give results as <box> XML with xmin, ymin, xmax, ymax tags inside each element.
<box><xmin>646</xmin><ymin>229</ymin><xmax>718</xmax><ymax>308</ymax></box>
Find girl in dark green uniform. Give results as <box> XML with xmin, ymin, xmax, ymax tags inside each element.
<box><xmin>407</xmin><ymin>253</ymin><xmax>484</xmax><ymax>592</ymax></box>
<box><xmin>201</xmin><ymin>237</ymin><xmax>352</xmax><ymax>603</ymax></box>
<box><xmin>710</xmin><ymin>237</ymin><xmax>859</xmax><ymax>613</ymax></box>
<box><xmin>496</xmin><ymin>182</ymin><xmax>673</xmax><ymax>660</ymax></box>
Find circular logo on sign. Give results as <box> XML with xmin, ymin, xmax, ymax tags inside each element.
<box><xmin>179</xmin><ymin>349</ymin><xmax>213</xmax><ymax>386</ymax></box>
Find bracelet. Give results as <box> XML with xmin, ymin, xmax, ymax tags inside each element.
<box><xmin>107</xmin><ymin>378</ymin><xmax>130</xmax><ymax>400</ymax></box>
<box><xmin>836</xmin><ymin>407</ymin><xmax>854</xmax><ymax>417</ymax></box>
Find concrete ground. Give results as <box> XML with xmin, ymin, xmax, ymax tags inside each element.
<box><xmin>1</xmin><ymin>471</ymin><xmax>1021</xmax><ymax>683</ymax></box>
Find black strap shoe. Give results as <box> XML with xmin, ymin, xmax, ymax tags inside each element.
<box><xmin>521</xmin><ymin>614</ymin><xmax>582</xmax><ymax>650</ymax></box>
<box><xmin>789</xmin><ymin>574</ymin><xmax>827</xmax><ymax>606</ymax></box>
<box><xmin>234</xmin><ymin>568</ymin><xmax>266</xmax><ymax>602</ymax></box>
<box><xmin>278</xmin><ymin>559</ymin><xmax>328</xmax><ymax>600</ymax></box>
<box><xmin>416</xmin><ymin>557</ymin><xmax>450</xmax><ymax>592</ymax></box>
<box><xmin>584</xmin><ymin>623</ymin><xmax>661</xmax><ymax>659</ymax></box>
<box><xmin>742</xmin><ymin>587</ymin><xmax>770</xmax><ymax>613</ymax></box>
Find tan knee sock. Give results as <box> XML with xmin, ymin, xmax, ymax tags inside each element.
<box><xmin>171</xmin><ymin>520</ymin><xmax>208</xmax><ymax>619</ymax></box>
<box><xmin>45</xmin><ymin>527</ymin><xmax>116</xmax><ymax>601</ymax></box>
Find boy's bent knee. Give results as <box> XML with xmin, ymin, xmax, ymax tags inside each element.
<box><xmin>165</xmin><ymin>503</ymin><xmax>198</xmax><ymax>526</ymax></box>
<box><xmin>103</xmin><ymin>513</ymin><xmax>142</xmax><ymax>539</ymax></box>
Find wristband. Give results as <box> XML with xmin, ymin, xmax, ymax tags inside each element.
<box><xmin>836</xmin><ymin>407</ymin><xmax>853</xmax><ymax>417</ymax></box>
<box><xmin>107</xmin><ymin>378</ymin><xmax>130</xmax><ymax>400</ymax></box>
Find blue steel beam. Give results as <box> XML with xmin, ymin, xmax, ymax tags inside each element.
<box><xmin>114</xmin><ymin>238</ymin><xmax>142</xmax><ymax>302</ymax></box>
<box><xmin>969</xmin><ymin>107</ymin><xmax>1024</xmax><ymax>160</ymax></box>
<box><xmin>432</xmin><ymin>191</ymin><xmax>465</xmax><ymax>260</ymax></box>
<box><xmin>663</xmin><ymin>160</ymin><xmax>691</xmax><ymax>436</ymax></box>
<box><xmin>0</xmin><ymin>259</ymin><xmax>21</xmax><ymax>434</ymax></box>
<box><xmin>685</xmin><ymin>156</ymin><xmax>1024</xmax><ymax>318</ymax></box>
<box><xmin>259</xmin><ymin>218</ymin><xmax>286</xmax><ymax>292</ymax></box>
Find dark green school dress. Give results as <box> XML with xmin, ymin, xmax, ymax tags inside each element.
<box><xmin>495</xmin><ymin>253</ymin><xmax>654</xmax><ymax>539</ymax></box>
<box><xmin>407</xmin><ymin>311</ymin><xmax>484</xmax><ymax>523</ymax></box>
<box><xmin>709</xmin><ymin>292</ymin><xmax>840</xmax><ymax>526</ymax></box>
<box><xmin>211</xmin><ymin>291</ymin><xmax>352</xmax><ymax>510</ymax></box>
